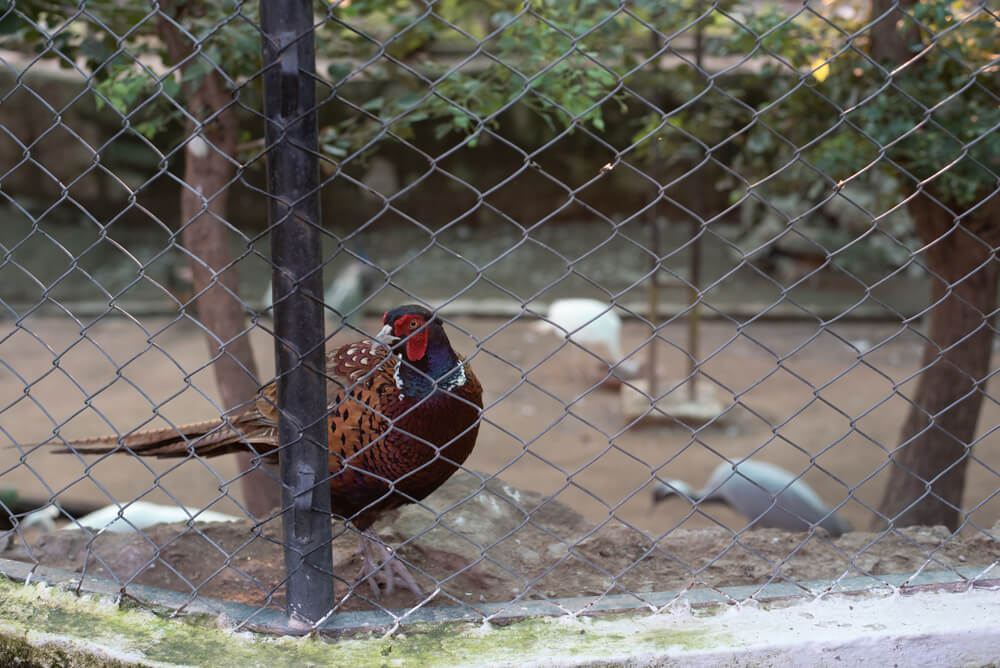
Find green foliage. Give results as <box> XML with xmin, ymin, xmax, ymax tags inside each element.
<box><xmin>4</xmin><ymin>0</ymin><xmax>993</xmax><ymax>233</ymax></box>
<box><xmin>2</xmin><ymin>0</ymin><xmax>262</xmax><ymax>139</ymax></box>
<box><xmin>316</xmin><ymin>0</ymin><xmax>723</xmax><ymax>153</ymax></box>
<box><xmin>864</xmin><ymin>1</ymin><xmax>999</xmax><ymax>204</ymax></box>
<box><xmin>92</xmin><ymin>65</ymin><xmax>181</xmax><ymax>138</ymax></box>
<box><xmin>714</xmin><ymin>0</ymin><xmax>999</xmax><ymax>207</ymax></box>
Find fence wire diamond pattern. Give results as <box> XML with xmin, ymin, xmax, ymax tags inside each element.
<box><xmin>0</xmin><ymin>0</ymin><xmax>998</xmax><ymax>633</ymax></box>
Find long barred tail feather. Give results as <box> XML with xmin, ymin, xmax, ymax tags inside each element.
<box><xmin>62</xmin><ymin>414</ymin><xmax>279</xmax><ymax>459</ymax></box>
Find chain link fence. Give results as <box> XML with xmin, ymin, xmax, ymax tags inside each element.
<box><xmin>1</xmin><ymin>0</ymin><xmax>998</xmax><ymax>634</ymax></box>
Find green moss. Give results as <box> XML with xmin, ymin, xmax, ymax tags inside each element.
<box><xmin>0</xmin><ymin>576</ymin><xmax>728</xmax><ymax>667</ymax></box>
<box><xmin>0</xmin><ymin>628</ymin><xmax>140</xmax><ymax>668</ymax></box>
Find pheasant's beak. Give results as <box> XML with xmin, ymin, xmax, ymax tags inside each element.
<box><xmin>375</xmin><ymin>324</ymin><xmax>400</xmax><ymax>345</ymax></box>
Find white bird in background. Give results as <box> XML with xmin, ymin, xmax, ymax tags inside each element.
<box><xmin>69</xmin><ymin>501</ymin><xmax>240</xmax><ymax>534</ymax></box>
<box><xmin>262</xmin><ymin>257</ymin><xmax>378</xmax><ymax>328</ymax></box>
<box><xmin>20</xmin><ymin>501</ymin><xmax>240</xmax><ymax>534</ymax></box>
<box><xmin>534</xmin><ymin>298</ymin><xmax>642</xmax><ymax>377</ymax></box>
<box><xmin>322</xmin><ymin>260</ymin><xmax>379</xmax><ymax>328</ymax></box>
<box><xmin>652</xmin><ymin>459</ymin><xmax>851</xmax><ymax>537</ymax></box>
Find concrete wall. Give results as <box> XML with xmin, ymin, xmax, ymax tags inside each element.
<box><xmin>2</xmin><ymin>567</ymin><xmax>999</xmax><ymax>667</ymax></box>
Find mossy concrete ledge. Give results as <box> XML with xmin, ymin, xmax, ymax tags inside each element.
<box><xmin>2</xmin><ymin>576</ymin><xmax>1000</xmax><ymax>667</ymax></box>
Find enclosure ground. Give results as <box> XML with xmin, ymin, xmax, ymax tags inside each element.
<box><xmin>3</xmin><ymin>470</ymin><xmax>999</xmax><ymax>615</ymax></box>
<box><xmin>2</xmin><ymin>315</ymin><xmax>999</xmax><ymax>612</ymax></box>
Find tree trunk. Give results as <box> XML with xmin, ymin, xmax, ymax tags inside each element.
<box><xmin>876</xmin><ymin>195</ymin><xmax>999</xmax><ymax>529</ymax></box>
<box><xmin>869</xmin><ymin>0</ymin><xmax>920</xmax><ymax>63</ymax></box>
<box><xmin>867</xmin><ymin>0</ymin><xmax>1000</xmax><ymax>530</ymax></box>
<box><xmin>160</xmin><ymin>16</ymin><xmax>280</xmax><ymax>519</ymax></box>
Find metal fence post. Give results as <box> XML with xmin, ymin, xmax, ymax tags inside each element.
<box><xmin>260</xmin><ymin>0</ymin><xmax>334</xmax><ymax>625</ymax></box>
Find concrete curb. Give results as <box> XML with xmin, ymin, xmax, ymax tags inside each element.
<box><xmin>3</xmin><ymin>555</ymin><xmax>1000</xmax><ymax>667</ymax></box>
<box><xmin>2</xmin><ymin>564</ymin><xmax>999</xmax><ymax>667</ymax></box>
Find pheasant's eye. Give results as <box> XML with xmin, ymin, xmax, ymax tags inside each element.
<box><xmin>409</xmin><ymin>319</ymin><xmax>419</xmax><ymax>329</ymax></box>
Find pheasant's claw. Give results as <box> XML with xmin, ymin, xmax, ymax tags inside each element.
<box><xmin>354</xmin><ymin>531</ymin><xmax>423</xmax><ymax>599</ymax></box>
<box><xmin>386</xmin><ymin>553</ymin><xmax>423</xmax><ymax>597</ymax></box>
<box><xmin>356</xmin><ymin>535</ymin><xmax>384</xmax><ymax>599</ymax></box>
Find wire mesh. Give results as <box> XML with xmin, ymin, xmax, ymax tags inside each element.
<box><xmin>0</xmin><ymin>0</ymin><xmax>998</xmax><ymax>634</ymax></box>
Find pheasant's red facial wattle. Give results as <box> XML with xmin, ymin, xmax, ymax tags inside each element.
<box><xmin>393</xmin><ymin>314</ymin><xmax>428</xmax><ymax>361</ymax></box>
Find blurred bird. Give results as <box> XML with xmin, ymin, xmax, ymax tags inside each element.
<box><xmin>322</xmin><ymin>258</ymin><xmax>379</xmax><ymax>327</ymax></box>
<box><xmin>534</xmin><ymin>298</ymin><xmax>641</xmax><ymax>378</ymax></box>
<box><xmin>61</xmin><ymin>305</ymin><xmax>483</xmax><ymax>597</ymax></box>
<box><xmin>69</xmin><ymin>501</ymin><xmax>240</xmax><ymax>533</ymax></box>
<box><xmin>0</xmin><ymin>489</ymin><xmax>16</xmax><ymax>511</ymax></box>
<box><xmin>21</xmin><ymin>505</ymin><xmax>59</xmax><ymax>531</ymax></box>
<box><xmin>22</xmin><ymin>501</ymin><xmax>240</xmax><ymax>534</ymax></box>
<box><xmin>1</xmin><ymin>491</ymin><xmax>104</xmax><ymax>533</ymax></box>
<box><xmin>652</xmin><ymin>459</ymin><xmax>850</xmax><ymax>537</ymax></box>
<box><xmin>262</xmin><ymin>256</ymin><xmax>378</xmax><ymax>327</ymax></box>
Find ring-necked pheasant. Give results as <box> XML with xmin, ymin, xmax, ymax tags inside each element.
<box><xmin>63</xmin><ymin>305</ymin><xmax>483</xmax><ymax>598</ymax></box>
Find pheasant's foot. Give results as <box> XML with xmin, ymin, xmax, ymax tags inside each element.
<box><xmin>353</xmin><ymin>529</ymin><xmax>423</xmax><ymax>599</ymax></box>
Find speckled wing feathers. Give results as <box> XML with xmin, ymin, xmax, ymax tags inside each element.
<box><xmin>322</xmin><ymin>340</ymin><xmax>399</xmax><ymax>489</ymax></box>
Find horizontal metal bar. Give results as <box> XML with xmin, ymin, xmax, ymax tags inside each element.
<box><xmin>0</xmin><ymin>297</ymin><xmax>929</xmax><ymax>322</ymax></box>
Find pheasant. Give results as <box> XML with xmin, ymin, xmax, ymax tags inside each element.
<box><xmin>64</xmin><ymin>305</ymin><xmax>483</xmax><ymax>598</ymax></box>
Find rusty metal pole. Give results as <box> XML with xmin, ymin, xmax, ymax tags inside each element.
<box><xmin>261</xmin><ymin>0</ymin><xmax>334</xmax><ymax>627</ymax></box>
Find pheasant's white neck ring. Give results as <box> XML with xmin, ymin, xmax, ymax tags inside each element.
<box><xmin>443</xmin><ymin>363</ymin><xmax>467</xmax><ymax>391</ymax></box>
<box><xmin>394</xmin><ymin>353</ymin><xmax>467</xmax><ymax>398</ymax></box>
<box><xmin>394</xmin><ymin>355</ymin><xmax>404</xmax><ymax>391</ymax></box>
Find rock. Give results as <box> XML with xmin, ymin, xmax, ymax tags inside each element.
<box><xmin>900</xmin><ymin>524</ymin><xmax>951</xmax><ymax>546</ymax></box>
<box><xmin>969</xmin><ymin>521</ymin><xmax>1000</xmax><ymax>545</ymax></box>
<box><xmin>378</xmin><ymin>470</ymin><xmax>594</xmax><ymax>591</ymax></box>
<box><xmin>384</xmin><ymin>470</ymin><xmax>590</xmax><ymax>543</ymax></box>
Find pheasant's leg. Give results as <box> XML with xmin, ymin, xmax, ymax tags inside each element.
<box><xmin>364</xmin><ymin>528</ymin><xmax>424</xmax><ymax>597</ymax></box>
<box><xmin>353</xmin><ymin>529</ymin><xmax>423</xmax><ymax>598</ymax></box>
<box><xmin>355</xmin><ymin>533</ymin><xmax>384</xmax><ymax>599</ymax></box>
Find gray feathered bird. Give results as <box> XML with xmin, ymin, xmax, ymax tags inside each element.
<box><xmin>261</xmin><ymin>257</ymin><xmax>377</xmax><ymax>326</ymax></box>
<box><xmin>652</xmin><ymin>459</ymin><xmax>850</xmax><ymax>537</ymax></box>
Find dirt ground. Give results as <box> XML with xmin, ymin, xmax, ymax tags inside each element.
<box><xmin>4</xmin><ymin>470</ymin><xmax>1000</xmax><ymax>615</ymax></box>
<box><xmin>2</xmin><ymin>314</ymin><xmax>1000</xmax><ymax>613</ymax></box>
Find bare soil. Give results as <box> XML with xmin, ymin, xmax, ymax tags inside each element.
<box><xmin>3</xmin><ymin>470</ymin><xmax>999</xmax><ymax>614</ymax></box>
<box><xmin>2</xmin><ymin>314</ymin><xmax>1000</xmax><ymax>613</ymax></box>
